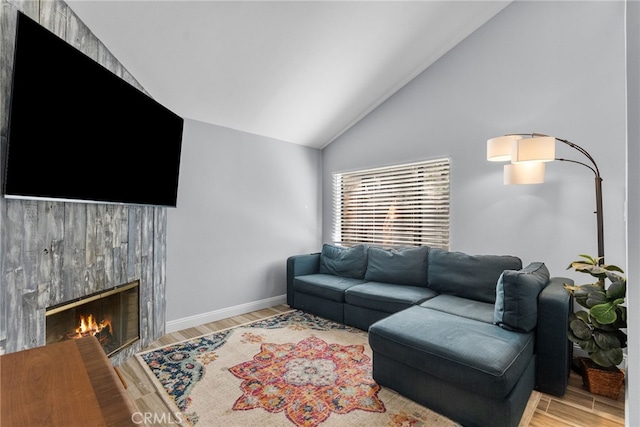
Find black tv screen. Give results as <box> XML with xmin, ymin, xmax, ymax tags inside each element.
<box><xmin>5</xmin><ymin>12</ymin><xmax>184</xmax><ymax>207</ymax></box>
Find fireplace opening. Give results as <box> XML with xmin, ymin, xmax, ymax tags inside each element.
<box><xmin>46</xmin><ymin>280</ymin><xmax>140</xmax><ymax>357</ymax></box>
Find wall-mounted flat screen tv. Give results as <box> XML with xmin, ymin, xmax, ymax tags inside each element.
<box><xmin>4</xmin><ymin>12</ymin><xmax>184</xmax><ymax>207</ymax></box>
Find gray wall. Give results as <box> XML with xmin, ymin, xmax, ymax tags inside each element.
<box><xmin>323</xmin><ymin>1</ymin><xmax>627</xmax><ymax>278</ymax></box>
<box><xmin>165</xmin><ymin>119</ymin><xmax>321</xmax><ymax>328</ymax></box>
<box><xmin>626</xmin><ymin>0</ymin><xmax>639</xmax><ymax>423</ymax></box>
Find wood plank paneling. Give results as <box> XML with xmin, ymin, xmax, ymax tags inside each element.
<box><xmin>0</xmin><ymin>0</ymin><xmax>167</xmax><ymax>364</ymax></box>
<box><xmin>39</xmin><ymin>0</ymin><xmax>66</xmax><ymax>36</ymax></box>
<box><xmin>5</xmin><ymin>268</ymin><xmax>26</xmax><ymax>351</ymax></box>
<box><xmin>66</xmin><ymin>3</ymin><xmax>97</xmax><ymax>58</ymax></box>
<box><xmin>153</xmin><ymin>208</ymin><xmax>167</xmax><ymax>339</ymax></box>
<box><xmin>0</xmin><ymin>3</ymin><xmax>16</xmax><ymax>348</ymax></box>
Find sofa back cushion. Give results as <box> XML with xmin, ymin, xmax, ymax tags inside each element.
<box><xmin>365</xmin><ymin>246</ymin><xmax>429</xmax><ymax>286</ymax></box>
<box><xmin>318</xmin><ymin>244</ymin><xmax>368</xmax><ymax>279</ymax></box>
<box><xmin>427</xmin><ymin>248</ymin><xmax>522</xmax><ymax>303</ymax></box>
<box><xmin>494</xmin><ymin>262</ymin><xmax>550</xmax><ymax>332</ymax></box>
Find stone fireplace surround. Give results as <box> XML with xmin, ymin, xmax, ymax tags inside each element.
<box><xmin>0</xmin><ymin>200</ymin><xmax>167</xmax><ymax>366</ymax></box>
<box><xmin>0</xmin><ymin>0</ymin><xmax>167</xmax><ymax>365</ymax></box>
<box><xmin>46</xmin><ymin>280</ymin><xmax>141</xmax><ymax>358</ymax></box>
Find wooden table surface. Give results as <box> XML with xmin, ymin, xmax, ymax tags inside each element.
<box><xmin>1</xmin><ymin>336</ymin><xmax>139</xmax><ymax>426</ymax></box>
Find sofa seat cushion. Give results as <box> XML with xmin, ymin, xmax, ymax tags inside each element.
<box><xmin>369</xmin><ymin>305</ymin><xmax>534</xmax><ymax>399</ymax></box>
<box><xmin>419</xmin><ymin>294</ymin><xmax>495</xmax><ymax>324</ymax></box>
<box><xmin>293</xmin><ymin>274</ymin><xmax>365</xmax><ymax>302</ymax></box>
<box><xmin>345</xmin><ymin>282</ymin><xmax>438</xmax><ymax>313</ymax></box>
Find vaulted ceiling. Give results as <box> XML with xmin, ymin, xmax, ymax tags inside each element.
<box><xmin>67</xmin><ymin>1</ymin><xmax>510</xmax><ymax>149</ymax></box>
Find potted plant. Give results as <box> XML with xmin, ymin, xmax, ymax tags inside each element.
<box><xmin>564</xmin><ymin>254</ymin><xmax>627</xmax><ymax>399</ymax></box>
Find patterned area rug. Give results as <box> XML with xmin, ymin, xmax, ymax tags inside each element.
<box><xmin>136</xmin><ymin>310</ymin><xmax>540</xmax><ymax>427</ymax></box>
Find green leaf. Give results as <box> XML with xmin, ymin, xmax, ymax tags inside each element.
<box><xmin>585</xmin><ymin>290</ymin><xmax>608</xmax><ymax>308</ymax></box>
<box><xmin>573</xmin><ymin>263</ymin><xmax>608</xmax><ymax>278</ymax></box>
<box><xmin>590</xmin><ymin>347</ymin><xmax>623</xmax><ymax>368</ymax></box>
<box><xmin>576</xmin><ymin>337</ymin><xmax>598</xmax><ymax>353</ymax></box>
<box><xmin>593</xmin><ymin>330</ymin><xmax>622</xmax><ymax>350</ymax></box>
<box><xmin>579</xmin><ymin>254</ymin><xmax>596</xmax><ymax>263</ymax></box>
<box><xmin>567</xmin><ymin>329</ymin><xmax>581</xmax><ymax>345</ymax></box>
<box><xmin>615</xmin><ymin>329</ymin><xmax>628</xmax><ymax>348</ymax></box>
<box><xmin>606</xmin><ymin>278</ymin><xmax>626</xmax><ymax>300</ymax></box>
<box><xmin>618</xmin><ymin>305</ymin><xmax>627</xmax><ymax>323</ymax></box>
<box><xmin>569</xmin><ymin>317</ymin><xmax>592</xmax><ymax>340</ymax></box>
<box><xmin>597</xmin><ymin>318</ymin><xmax>624</xmax><ymax>332</ymax></box>
<box><xmin>567</xmin><ymin>329</ymin><xmax>597</xmax><ymax>353</ymax></box>
<box><xmin>590</xmin><ymin>302</ymin><xmax>619</xmax><ymax>325</ymax></box>
<box><xmin>604</xmin><ymin>264</ymin><xmax>625</xmax><ymax>274</ymax></box>
<box><xmin>577</xmin><ymin>284</ymin><xmax>605</xmax><ymax>293</ymax></box>
<box><xmin>566</xmin><ymin>254</ymin><xmax>624</xmax><ymax>280</ymax></box>
<box><xmin>568</xmin><ymin>254</ymin><xmax>598</xmax><ymax>266</ymax></box>
<box><xmin>574</xmin><ymin>310</ymin><xmax>590</xmax><ymax>323</ymax></box>
<box><xmin>565</xmin><ymin>254</ymin><xmax>627</xmax><ymax>368</ymax></box>
<box><xmin>567</xmin><ymin>284</ymin><xmax>606</xmax><ymax>308</ymax></box>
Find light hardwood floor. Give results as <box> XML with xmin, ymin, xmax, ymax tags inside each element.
<box><xmin>118</xmin><ymin>304</ymin><xmax>625</xmax><ymax>427</ymax></box>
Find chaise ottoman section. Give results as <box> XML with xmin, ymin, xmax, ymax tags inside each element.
<box><xmin>369</xmin><ymin>305</ymin><xmax>534</xmax><ymax>400</ymax></box>
<box><xmin>371</xmin><ymin>349</ymin><xmax>535</xmax><ymax>427</ymax></box>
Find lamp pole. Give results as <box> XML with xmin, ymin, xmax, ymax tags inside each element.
<box><xmin>554</xmin><ymin>137</ymin><xmax>605</xmax><ymax>265</ymax></box>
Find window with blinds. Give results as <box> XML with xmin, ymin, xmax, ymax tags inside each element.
<box><xmin>333</xmin><ymin>158</ymin><xmax>450</xmax><ymax>249</ymax></box>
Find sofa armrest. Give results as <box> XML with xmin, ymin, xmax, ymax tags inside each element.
<box><xmin>286</xmin><ymin>253</ymin><xmax>321</xmax><ymax>306</ymax></box>
<box><xmin>535</xmin><ymin>276</ymin><xmax>574</xmax><ymax>396</ymax></box>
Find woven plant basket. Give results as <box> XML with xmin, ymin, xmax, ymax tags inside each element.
<box><xmin>578</xmin><ymin>357</ymin><xmax>625</xmax><ymax>400</ymax></box>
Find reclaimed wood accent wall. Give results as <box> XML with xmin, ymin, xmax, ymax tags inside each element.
<box><xmin>0</xmin><ymin>0</ymin><xmax>167</xmax><ymax>365</ymax></box>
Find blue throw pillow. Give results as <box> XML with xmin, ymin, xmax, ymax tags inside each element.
<box><xmin>364</xmin><ymin>246</ymin><xmax>429</xmax><ymax>286</ymax></box>
<box><xmin>494</xmin><ymin>262</ymin><xmax>550</xmax><ymax>333</ymax></box>
<box><xmin>427</xmin><ymin>248</ymin><xmax>522</xmax><ymax>303</ymax></box>
<box><xmin>318</xmin><ymin>244</ymin><xmax>368</xmax><ymax>279</ymax></box>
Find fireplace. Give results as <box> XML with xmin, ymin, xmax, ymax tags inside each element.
<box><xmin>45</xmin><ymin>281</ymin><xmax>140</xmax><ymax>357</ymax></box>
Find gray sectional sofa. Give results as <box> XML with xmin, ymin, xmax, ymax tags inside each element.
<box><xmin>286</xmin><ymin>244</ymin><xmax>573</xmax><ymax>427</ymax></box>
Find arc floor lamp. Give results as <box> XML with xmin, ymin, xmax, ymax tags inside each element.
<box><xmin>486</xmin><ymin>132</ymin><xmax>604</xmax><ymax>264</ymax></box>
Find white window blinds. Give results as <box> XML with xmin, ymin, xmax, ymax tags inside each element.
<box><xmin>333</xmin><ymin>158</ymin><xmax>450</xmax><ymax>249</ymax></box>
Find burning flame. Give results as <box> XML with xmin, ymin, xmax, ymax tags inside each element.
<box><xmin>71</xmin><ymin>314</ymin><xmax>112</xmax><ymax>339</ymax></box>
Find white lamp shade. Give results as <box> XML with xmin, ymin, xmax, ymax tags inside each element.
<box><xmin>504</xmin><ymin>162</ymin><xmax>545</xmax><ymax>185</ymax></box>
<box><xmin>487</xmin><ymin>135</ymin><xmax>521</xmax><ymax>162</ymax></box>
<box><xmin>513</xmin><ymin>136</ymin><xmax>556</xmax><ymax>162</ymax></box>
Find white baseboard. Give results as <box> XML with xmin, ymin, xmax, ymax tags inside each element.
<box><xmin>165</xmin><ymin>295</ymin><xmax>288</xmax><ymax>333</ymax></box>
